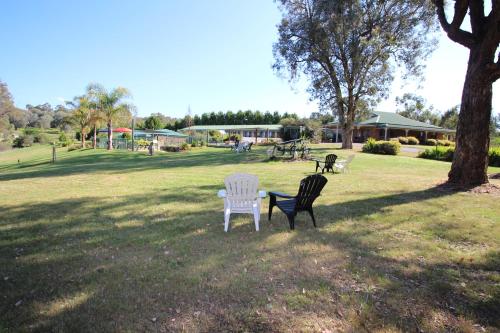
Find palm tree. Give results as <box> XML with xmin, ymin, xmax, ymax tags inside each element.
<box><xmin>67</xmin><ymin>95</ymin><xmax>93</xmax><ymax>147</ymax></box>
<box><xmin>87</xmin><ymin>83</ymin><xmax>132</xmax><ymax>150</ymax></box>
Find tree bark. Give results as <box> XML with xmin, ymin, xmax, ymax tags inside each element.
<box><xmin>107</xmin><ymin>122</ymin><xmax>113</xmax><ymax>150</ymax></box>
<box><xmin>448</xmin><ymin>53</ymin><xmax>492</xmax><ymax>186</ymax></box>
<box><xmin>93</xmin><ymin>126</ymin><xmax>97</xmax><ymax>149</ymax></box>
<box><xmin>81</xmin><ymin>131</ymin><xmax>86</xmax><ymax>148</ymax></box>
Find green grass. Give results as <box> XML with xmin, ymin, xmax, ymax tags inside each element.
<box><xmin>1</xmin><ymin>145</ymin><xmax>499</xmax><ymax>332</ymax></box>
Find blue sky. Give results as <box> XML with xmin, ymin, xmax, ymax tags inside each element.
<box><xmin>0</xmin><ymin>0</ymin><xmax>498</xmax><ymax>118</ymax></box>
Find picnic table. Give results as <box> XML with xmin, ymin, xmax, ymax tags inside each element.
<box><xmin>269</xmin><ymin>139</ymin><xmax>311</xmax><ymax>159</ymax></box>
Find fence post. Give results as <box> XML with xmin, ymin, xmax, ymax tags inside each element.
<box><xmin>52</xmin><ymin>144</ymin><xmax>56</xmax><ymax>163</ymax></box>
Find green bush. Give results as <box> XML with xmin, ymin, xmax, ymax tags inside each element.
<box><xmin>24</xmin><ymin>128</ymin><xmax>40</xmax><ymax>136</ymax></box>
<box><xmin>122</xmin><ymin>132</ymin><xmax>132</xmax><ymax>140</ymax></box>
<box><xmin>191</xmin><ymin>142</ymin><xmax>197</xmax><ymax>148</ymax></box>
<box><xmin>425</xmin><ymin>139</ymin><xmax>437</xmax><ymax>146</ymax></box>
<box><xmin>398</xmin><ymin>136</ymin><xmax>408</xmax><ymax>144</ymax></box>
<box><xmin>59</xmin><ymin>132</ymin><xmax>68</xmax><ymax>142</ymax></box>
<box><xmin>136</xmin><ymin>139</ymin><xmax>151</xmax><ymax>147</ymax></box>
<box><xmin>420</xmin><ymin>147</ymin><xmax>499</xmax><ymax>167</ymax></box>
<box><xmin>34</xmin><ymin>133</ymin><xmax>50</xmax><ymax>144</ymax></box>
<box><xmin>490</xmin><ymin>148</ymin><xmax>500</xmax><ymax>167</ymax></box>
<box><xmin>161</xmin><ymin>145</ymin><xmax>181</xmax><ymax>152</ymax></box>
<box><xmin>67</xmin><ymin>144</ymin><xmax>81</xmax><ymax>152</ymax></box>
<box><xmin>419</xmin><ymin>146</ymin><xmax>454</xmax><ymax>162</ymax></box>
<box><xmin>180</xmin><ymin>142</ymin><xmax>190</xmax><ymax>150</ymax></box>
<box><xmin>362</xmin><ymin>138</ymin><xmax>400</xmax><ymax>155</ymax></box>
<box><xmin>13</xmin><ymin>135</ymin><xmax>34</xmax><ymax>148</ymax></box>
<box><xmin>437</xmin><ymin>139</ymin><xmax>452</xmax><ymax>146</ymax></box>
<box><xmin>407</xmin><ymin>136</ymin><xmax>419</xmax><ymax>145</ymax></box>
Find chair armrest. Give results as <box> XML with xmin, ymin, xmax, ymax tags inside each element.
<box><xmin>269</xmin><ymin>191</ymin><xmax>295</xmax><ymax>199</ymax></box>
<box><xmin>258</xmin><ymin>190</ymin><xmax>267</xmax><ymax>198</ymax></box>
<box><xmin>336</xmin><ymin>159</ymin><xmax>347</xmax><ymax>163</ymax></box>
<box><xmin>217</xmin><ymin>189</ymin><xmax>227</xmax><ymax>198</ymax></box>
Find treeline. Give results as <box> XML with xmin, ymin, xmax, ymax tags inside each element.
<box><xmin>138</xmin><ymin>110</ymin><xmax>300</xmax><ymax>131</ymax></box>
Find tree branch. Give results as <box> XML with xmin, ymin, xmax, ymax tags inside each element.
<box><xmin>433</xmin><ymin>0</ymin><xmax>475</xmax><ymax>48</ymax></box>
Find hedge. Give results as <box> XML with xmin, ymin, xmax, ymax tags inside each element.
<box><xmin>419</xmin><ymin>146</ymin><xmax>500</xmax><ymax>167</ymax></box>
<box><xmin>362</xmin><ymin>138</ymin><xmax>400</xmax><ymax>155</ymax></box>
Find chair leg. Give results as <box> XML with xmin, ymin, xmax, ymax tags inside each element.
<box><xmin>268</xmin><ymin>195</ymin><xmax>276</xmax><ymax>220</ymax></box>
<box><xmin>224</xmin><ymin>208</ymin><xmax>231</xmax><ymax>232</ymax></box>
<box><xmin>287</xmin><ymin>214</ymin><xmax>295</xmax><ymax>230</ymax></box>
<box><xmin>253</xmin><ymin>206</ymin><xmax>260</xmax><ymax>231</ymax></box>
<box><xmin>315</xmin><ymin>161</ymin><xmax>319</xmax><ymax>173</ymax></box>
<box><xmin>307</xmin><ymin>209</ymin><xmax>317</xmax><ymax>227</ymax></box>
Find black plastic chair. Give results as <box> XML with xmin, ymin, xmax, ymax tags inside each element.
<box><xmin>268</xmin><ymin>174</ymin><xmax>328</xmax><ymax>230</ymax></box>
<box><xmin>313</xmin><ymin>154</ymin><xmax>337</xmax><ymax>174</ymax></box>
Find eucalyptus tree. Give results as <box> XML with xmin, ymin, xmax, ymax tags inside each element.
<box><xmin>432</xmin><ymin>0</ymin><xmax>500</xmax><ymax>186</ymax></box>
<box><xmin>274</xmin><ymin>0</ymin><xmax>436</xmax><ymax>148</ymax></box>
<box><xmin>87</xmin><ymin>84</ymin><xmax>132</xmax><ymax>150</ymax></box>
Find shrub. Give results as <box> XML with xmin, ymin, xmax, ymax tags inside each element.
<box><xmin>490</xmin><ymin>148</ymin><xmax>500</xmax><ymax>167</ymax></box>
<box><xmin>67</xmin><ymin>144</ymin><xmax>81</xmax><ymax>152</ymax></box>
<box><xmin>419</xmin><ymin>146</ymin><xmax>454</xmax><ymax>162</ymax></box>
<box><xmin>191</xmin><ymin>142</ymin><xmax>197</xmax><ymax>148</ymax></box>
<box><xmin>136</xmin><ymin>139</ymin><xmax>151</xmax><ymax>147</ymax></box>
<box><xmin>406</xmin><ymin>136</ymin><xmax>419</xmax><ymax>145</ymax></box>
<box><xmin>161</xmin><ymin>145</ymin><xmax>180</xmax><ymax>152</ymax></box>
<box><xmin>419</xmin><ymin>146</ymin><xmax>500</xmax><ymax>167</ymax></box>
<box><xmin>437</xmin><ymin>139</ymin><xmax>452</xmax><ymax>146</ymax></box>
<box><xmin>425</xmin><ymin>139</ymin><xmax>437</xmax><ymax>146</ymax></box>
<box><xmin>362</xmin><ymin>138</ymin><xmax>400</xmax><ymax>155</ymax></box>
<box><xmin>180</xmin><ymin>142</ymin><xmax>190</xmax><ymax>150</ymax></box>
<box><xmin>24</xmin><ymin>128</ymin><xmax>40</xmax><ymax>136</ymax></box>
<box><xmin>122</xmin><ymin>132</ymin><xmax>132</xmax><ymax>140</ymax></box>
<box><xmin>397</xmin><ymin>136</ymin><xmax>408</xmax><ymax>144</ymax></box>
<box><xmin>59</xmin><ymin>132</ymin><xmax>68</xmax><ymax>143</ymax></box>
<box><xmin>34</xmin><ymin>133</ymin><xmax>50</xmax><ymax>144</ymax></box>
<box><xmin>13</xmin><ymin>135</ymin><xmax>34</xmax><ymax>148</ymax></box>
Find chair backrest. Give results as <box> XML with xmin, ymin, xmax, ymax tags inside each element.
<box><xmin>295</xmin><ymin>174</ymin><xmax>328</xmax><ymax>210</ymax></box>
<box><xmin>345</xmin><ymin>155</ymin><xmax>355</xmax><ymax>164</ymax></box>
<box><xmin>246</xmin><ymin>142</ymin><xmax>253</xmax><ymax>150</ymax></box>
<box><xmin>224</xmin><ymin>173</ymin><xmax>259</xmax><ymax>201</ymax></box>
<box><xmin>325</xmin><ymin>154</ymin><xmax>337</xmax><ymax>167</ymax></box>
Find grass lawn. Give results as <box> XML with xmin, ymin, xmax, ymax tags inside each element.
<box><xmin>1</xmin><ymin>145</ymin><xmax>499</xmax><ymax>332</ymax></box>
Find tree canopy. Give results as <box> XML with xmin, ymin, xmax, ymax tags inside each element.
<box><xmin>274</xmin><ymin>0</ymin><xmax>437</xmax><ymax>148</ymax></box>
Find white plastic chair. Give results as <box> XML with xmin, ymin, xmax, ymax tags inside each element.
<box><xmin>334</xmin><ymin>155</ymin><xmax>355</xmax><ymax>173</ymax></box>
<box><xmin>217</xmin><ymin>173</ymin><xmax>266</xmax><ymax>232</ymax></box>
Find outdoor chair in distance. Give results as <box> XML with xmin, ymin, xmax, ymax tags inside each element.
<box><xmin>268</xmin><ymin>174</ymin><xmax>328</xmax><ymax>230</ymax></box>
<box><xmin>244</xmin><ymin>142</ymin><xmax>253</xmax><ymax>152</ymax></box>
<box><xmin>217</xmin><ymin>173</ymin><xmax>266</xmax><ymax>232</ymax></box>
<box><xmin>313</xmin><ymin>154</ymin><xmax>337</xmax><ymax>174</ymax></box>
<box><xmin>334</xmin><ymin>155</ymin><xmax>355</xmax><ymax>173</ymax></box>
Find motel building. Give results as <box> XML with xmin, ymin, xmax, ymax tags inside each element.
<box><xmin>180</xmin><ymin>124</ymin><xmax>294</xmax><ymax>143</ymax></box>
<box><xmin>324</xmin><ymin>111</ymin><xmax>456</xmax><ymax>143</ymax></box>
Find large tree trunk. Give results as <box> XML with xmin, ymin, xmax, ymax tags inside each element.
<box><xmin>342</xmin><ymin>123</ymin><xmax>354</xmax><ymax>149</ymax></box>
<box><xmin>93</xmin><ymin>126</ymin><xmax>97</xmax><ymax>149</ymax></box>
<box><xmin>448</xmin><ymin>54</ymin><xmax>492</xmax><ymax>186</ymax></box>
<box><xmin>341</xmin><ymin>106</ymin><xmax>355</xmax><ymax>149</ymax></box>
<box><xmin>107</xmin><ymin>122</ymin><xmax>113</xmax><ymax>150</ymax></box>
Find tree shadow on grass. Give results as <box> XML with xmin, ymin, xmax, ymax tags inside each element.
<box><xmin>1</xmin><ymin>183</ymin><xmax>497</xmax><ymax>331</ymax></box>
<box><xmin>0</xmin><ymin>149</ymin><xmax>267</xmax><ymax>182</ymax></box>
